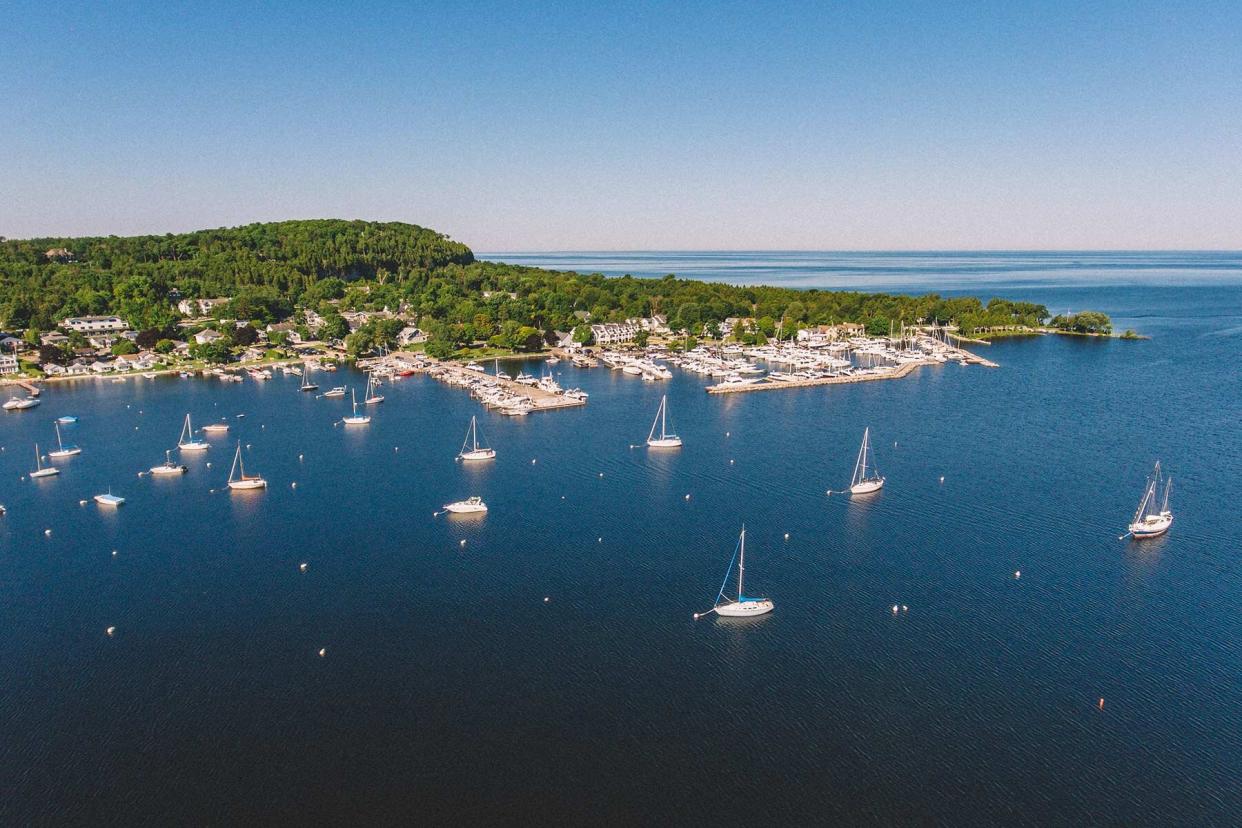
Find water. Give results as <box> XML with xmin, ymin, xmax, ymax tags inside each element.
<box><xmin>3</xmin><ymin>253</ymin><xmax>1242</xmax><ymax>824</ymax></box>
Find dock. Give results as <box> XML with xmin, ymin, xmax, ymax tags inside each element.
<box><xmin>433</xmin><ymin>363</ymin><xmax>586</xmax><ymax>412</ymax></box>
<box><xmin>707</xmin><ymin>346</ymin><xmax>997</xmax><ymax>394</ymax></box>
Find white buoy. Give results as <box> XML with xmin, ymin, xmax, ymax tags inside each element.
<box><xmin>291</xmin><ymin>482</ymin><xmax>297</xmax><ymax>488</ymax></box>
<box><xmin>892</xmin><ymin>604</ymin><xmax>899</xmax><ymax>614</ymax></box>
<box><xmin>543</xmin><ymin>597</ymin><xmax>550</xmax><ymax>603</ymax></box>
<box><xmin>693</xmin><ymin>612</ymin><xmax>701</xmax><ymax>620</ymax></box>
<box><xmin>597</xmin><ymin>537</ymin><xmax>602</xmax><ymax>543</ymax></box>
<box><xmin>598</xmin><ymin>472</ymin><xmax>604</xmax><ymax>478</ymax></box>
<box><xmin>939</xmin><ymin>476</ymin><xmax>945</xmax><ymax>483</ymax></box>
<box><xmin>684</xmin><ymin>494</ymin><xmax>691</xmax><ymax>500</ymax></box>
<box><xmin>318</xmin><ymin>648</ymin><xmax>326</xmax><ymax>657</ymax></box>
<box><xmin>902</xmin><ymin>605</ymin><xmax>908</xmax><ymax>612</ymax></box>
<box><xmin>206</xmin><ymin>462</ymin><xmax>212</xmax><ymax>468</ymax></box>
<box><xmin>45</xmin><ymin>528</ymin><xmax>53</xmax><ymax>536</ymax></box>
<box><xmin>394</xmin><ymin>447</ymin><xmax>398</xmax><ymax>452</ymax></box>
<box><xmin>106</xmin><ymin>626</ymin><xmax>115</xmax><ymax>636</ymax></box>
<box><xmin>784</xmin><ymin>533</ymin><xmax>789</xmax><ymax>540</ymax></box>
<box><xmin>1014</xmin><ymin>570</ymin><xmax>1021</xmax><ymax>579</ymax></box>
<box><xmin>299</xmin><ymin>454</ymin><xmax>304</xmax><ymax>461</ymax></box>
<box><xmin>112</xmin><ymin>550</ymin><xmax>118</xmax><ymax>557</ymax></box>
<box><xmin>730</xmin><ymin>459</ymin><xmax>734</xmax><ymax>465</ymax></box>
<box><xmin>725</xmin><ymin>431</ymin><xmax>730</xmax><ymax>437</ymax></box>
<box><xmin>531</xmin><ymin>459</ymin><xmax>537</xmax><ymax>464</ymax></box>
<box><xmin>246</xmin><ymin>443</ymin><xmax>251</xmax><ymax>449</ymax></box>
<box><xmin>299</xmin><ymin>562</ymin><xmax>308</xmax><ymax>572</ymax></box>
<box><xmin>79</xmin><ymin>499</ymin><xmax>87</xmax><ymax>506</ymax></box>
<box><xmin>460</xmin><ymin>539</ymin><xmax>467</xmax><ymax>547</ymax></box>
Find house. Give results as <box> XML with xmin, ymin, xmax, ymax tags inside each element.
<box><xmin>0</xmin><ymin>336</ymin><xmax>23</xmax><ymax>351</ymax></box>
<box><xmin>44</xmin><ymin>247</ymin><xmax>73</xmax><ymax>262</ymax></box>
<box><xmin>91</xmin><ymin>360</ymin><xmax>116</xmax><ymax>373</ymax></box>
<box><xmin>266</xmin><ymin>322</ymin><xmax>303</xmax><ymax>344</ymax></box>
<box><xmin>87</xmin><ymin>334</ymin><xmax>119</xmax><ymax>350</ymax></box>
<box><xmin>0</xmin><ymin>354</ymin><xmax>18</xmax><ymax>374</ymax></box>
<box><xmin>194</xmin><ymin>329</ymin><xmax>224</xmax><ymax>345</ymax></box>
<box><xmin>553</xmin><ymin>331</ymin><xmax>575</xmax><ymax>349</ymax></box>
<box><xmin>590</xmin><ymin>322</ymin><xmax>639</xmax><ymax>345</ymax></box>
<box><xmin>397</xmin><ymin>326</ymin><xmax>426</xmax><ymax>346</ymax></box>
<box><xmin>177</xmin><ymin>297</ymin><xmax>230</xmax><ymax>316</ymax></box>
<box><xmin>40</xmin><ymin>332</ymin><xmax>70</xmax><ymax>347</ymax></box>
<box><xmin>61</xmin><ymin>315</ymin><xmax>129</xmax><ymax>333</ymax></box>
<box><xmin>240</xmin><ymin>347</ymin><xmax>264</xmax><ymax>362</ymax></box>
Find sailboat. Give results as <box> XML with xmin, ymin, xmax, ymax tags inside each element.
<box><xmin>457</xmin><ymin>415</ymin><xmax>496</xmax><ymax>461</ymax></box>
<box><xmin>178</xmin><ymin>413</ymin><xmax>210</xmax><ymax>451</ymax></box>
<box><xmin>1126</xmin><ymin>460</ymin><xmax>1173</xmax><ymax>539</ymax></box>
<box><xmin>695</xmin><ymin>526</ymin><xmax>774</xmax><ymax>618</ymax></box>
<box><xmin>342</xmin><ymin>388</ymin><xmax>372</xmax><ymax>425</ymax></box>
<box><xmin>29</xmin><ymin>443</ymin><xmax>60</xmax><ymax>478</ymax></box>
<box><xmin>364</xmin><ymin>372</ymin><xmax>385</xmax><ymax>405</ymax></box>
<box><xmin>47</xmin><ymin>421</ymin><xmax>82</xmax><ymax>458</ymax></box>
<box><xmin>646</xmin><ymin>394</ymin><xmax>682</xmax><ymax>448</ymax></box>
<box><xmin>149</xmin><ymin>449</ymin><xmax>188</xmax><ymax>476</ymax></box>
<box><xmin>227</xmin><ymin>442</ymin><xmax>266</xmax><ymax>490</ymax></box>
<box><xmin>847</xmin><ymin>427</ymin><xmax>884</xmax><ymax>494</ymax></box>
<box><xmin>299</xmin><ymin>365</ymin><xmax>319</xmax><ymax>392</ymax></box>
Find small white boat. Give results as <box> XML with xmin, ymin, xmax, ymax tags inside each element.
<box><xmin>442</xmin><ymin>496</ymin><xmax>488</xmax><ymax>514</ymax></box>
<box><xmin>847</xmin><ymin>427</ymin><xmax>884</xmax><ymax>494</ymax></box>
<box><xmin>342</xmin><ymin>389</ymin><xmax>372</xmax><ymax>425</ymax></box>
<box><xmin>545</xmin><ymin>355</ymin><xmax>561</xmax><ymax>365</ymax></box>
<box><xmin>458</xmin><ymin>415</ymin><xmax>496</xmax><ymax>461</ymax></box>
<box><xmin>1127</xmin><ymin>460</ymin><xmax>1173</xmax><ymax>539</ymax></box>
<box><xmin>322</xmin><ymin>386</ymin><xmax>347</xmax><ymax>398</ymax></box>
<box><xmin>696</xmin><ymin>526</ymin><xmax>774</xmax><ymax>618</ymax></box>
<box><xmin>3</xmin><ymin>396</ymin><xmax>40</xmax><ymax>411</ymax></box>
<box><xmin>58</xmin><ymin>415</ymin><xmax>79</xmax><ymax>424</ymax></box>
<box><xmin>227</xmin><ymin>441</ymin><xmax>267</xmax><ymax>490</ymax></box>
<box><xmin>201</xmin><ymin>421</ymin><xmax>230</xmax><ymax>434</ymax></box>
<box><xmin>646</xmin><ymin>394</ymin><xmax>682</xmax><ymax>448</ymax></box>
<box><xmin>94</xmin><ymin>492</ymin><xmax>125</xmax><ymax>507</ymax></box>
<box><xmin>178</xmin><ymin>413</ymin><xmax>210</xmax><ymax>451</ymax></box>
<box><xmin>29</xmin><ymin>443</ymin><xmax>60</xmax><ymax>478</ymax></box>
<box><xmin>364</xmin><ymin>372</ymin><xmax>385</xmax><ymax>405</ymax></box>
<box><xmin>149</xmin><ymin>449</ymin><xmax>188</xmax><ymax>476</ymax></box>
<box><xmin>47</xmin><ymin>421</ymin><xmax>82</xmax><ymax>458</ymax></box>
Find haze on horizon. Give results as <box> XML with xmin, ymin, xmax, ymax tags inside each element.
<box><xmin>2</xmin><ymin>1</ymin><xmax>1239</xmax><ymax>251</ymax></box>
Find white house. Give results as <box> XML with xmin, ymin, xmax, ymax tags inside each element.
<box><xmin>397</xmin><ymin>326</ymin><xmax>426</xmax><ymax>346</ymax></box>
<box><xmin>61</xmin><ymin>315</ymin><xmax>129</xmax><ymax>333</ymax></box>
<box><xmin>177</xmin><ymin>297</ymin><xmax>230</xmax><ymax>316</ymax></box>
<box><xmin>0</xmin><ymin>354</ymin><xmax>18</xmax><ymax>374</ymax></box>
<box><xmin>590</xmin><ymin>322</ymin><xmax>639</xmax><ymax>345</ymax></box>
<box><xmin>194</xmin><ymin>329</ymin><xmax>225</xmax><ymax>345</ymax></box>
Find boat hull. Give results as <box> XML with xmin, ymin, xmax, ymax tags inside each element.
<box><xmin>48</xmin><ymin>448</ymin><xmax>81</xmax><ymax>458</ymax></box>
<box><xmin>149</xmin><ymin>465</ymin><xmax>187</xmax><ymax>476</ymax></box>
<box><xmin>715</xmin><ymin>599</ymin><xmax>774</xmax><ymax>617</ymax></box>
<box><xmin>342</xmin><ymin>417</ymin><xmax>371</xmax><ymax>425</ymax></box>
<box><xmin>647</xmin><ymin>437</ymin><xmax>683</xmax><ymax>449</ymax></box>
<box><xmin>459</xmin><ymin>449</ymin><xmax>496</xmax><ymax>461</ymax></box>
<box><xmin>1129</xmin><ymin>513</ymin><xmax>1173</xmax><ymax>538</ymax></box>
<box><xmin>444</xmin><ymin>502</ymin><xmax>487</xmax><ymax>514</ymax></box>
<box><xmin>228</xmin><ymin>480</ymin><xmax>267</xmax><ymax>491</ymax></box>
<box><xmin>94</xmin><ymin>494</ymin><xmax>125</xmax><ymax>507</ymax></box>
<box><xmin>179</xmin><ymin>442</ymin><xmax>210</xmax><ymax>452</ymax></box>
<box><xmin>850</xmin><ymin>478</ymin><xmax>884</xmax><ymax>495</ymax></box>
<box><xmin>30</xmin><ymin>468</ymin><xmax>59</xmax><ymax>479</ymax></box>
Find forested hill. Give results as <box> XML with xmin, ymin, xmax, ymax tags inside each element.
<box><xmin>0</xmin><ymin>219</ymin><xmax>1054</xmax><ymax>338</ymax></box>
<box><xmin>0</xmin><ymin>219</ymin><xmax>473</xmax><ymax>329</ymax></box>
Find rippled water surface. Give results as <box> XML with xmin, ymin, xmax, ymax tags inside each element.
<box><xmin>3</xmin><ymin>253</ymin><xmax>1241</xmax><ymax>824</ymax></box>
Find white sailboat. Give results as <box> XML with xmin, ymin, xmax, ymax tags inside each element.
<box><xmin>1126</xmin><ymin>460</ymin><xmax>1173</xmax><ymax>539</ymax></box>
<box><xmin>364</xmin><ymin>372</ymin><xmax>385</xmax><ymax>405</ymax></box>
<box><xmin>342</xmin><ymin>388</ymin><xmax>372</xmax><ymax>425</ymax></box>
<box><xmin>442</xmin><ymin>496</ymin><xmax>488</xmax><ymax>514</ymax></box>
<box><xmin>178</xmin><ymin>414</ymin><xmax>210</xmax><ymax>451</ymax></box>
<box><xmin>646</xmin><ymin>394</ymin><xmax>682</xmax><ymax>448</ymax></box>
<box><xmin>47</xmin><ymin>421</ymin><xmax>82</xmax><ymax>458</ymax></box>
<box><xmin>29</xmin><ymin>443</ymin><xmax>60</xmax><ymax>478</ymax></box>
<box><xmin>458</xmin><ymin>415</ymin><xmax>496</xmax><ymax>461</ymax></box>
<box><xmin>847</xmin><ymin>427</ymin><xmax>884</xmax><ymax>494</ymax></box>
<box><xmin>227</xmin><ymin>441</ymin><xmax>267</xmax><ymax>490</ymax></box>
<box><xmin>695</xmin><ymin>526</ymin><xmax>774</xmax><ymax>618</ymax></box>
<box><xmin>149</xmin><ymin>449</ymin><xmax>187</xmax><ymax>475</ymax></box>
<box><xmin>299</xmin><ymin>366</ymin><xmax>319</xmax><ymax>392</ymax></box>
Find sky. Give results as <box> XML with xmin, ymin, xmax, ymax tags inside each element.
<box><xmin>1</xmin><ymin>1</ymin><xmax>1240</xmax><ymax>250</ymax></box>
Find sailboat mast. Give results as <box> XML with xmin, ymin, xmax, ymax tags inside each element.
<box><xmin>471</xmin><ymin>416</ymin><xmax>478</xmax><ymax>451</ymax></box>
<box><xmin>55</xmin><ymin>422</ymin><xmax>63</xmax><ymax>450</ymax></box>
<box><xmin>230</xmin><ymin>442</ymin><xmax>241</xmax><ymax>481</ymax></box>
<box><xmin>737</xmin><ymin>526</ymin><xmax>746</xmax><ymax>599</ymax></box>
<box><xmin>661</xmin><ymin>395</ymin><xmax>667</xmax><ymax>438</ymax></box>
<box><xmin>853</xmin><ymin>428</ymin><xmax>869</xmax><ymax>485</ymax></box>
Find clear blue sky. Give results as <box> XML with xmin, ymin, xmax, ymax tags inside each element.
<box><xmin>1</xmin><ymin>1</ymin><xmax>1239</xmax><ymax>249</ymax></box>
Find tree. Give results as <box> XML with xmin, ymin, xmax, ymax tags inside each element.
<box><xmin>231</xmin><ymin>324</ymin><xmax>259</xmax><ymax>346</ymax></box>
<box><xmin>320</xmin><ymin>312</ymin><xmax>350</xmax><ymax>341</ymax></box>
<box><xmin>111</xmin><ymin>339</ymin><xmax>139</xmax><ymax>356</ymax></box>
<box><xmin>192</xmin><ymin>340</ymin><xmax>232</xmax><ymax>363</ymax></box>
<box><xmin>425</xmin><ymin>337</ymin><xmax>455</xmax><ymax>359</ymax></box>
<box><xmin>38</xmin><ymin>344</ymin><xmax>65</xmax><ymax>364</ymax></box>
<box><xmin>135</xmin><ymin>328</ymin><xmax>163</xmax><ymax>349</ymax></box>
<box><xmin>866</xmin><ymin>317</ymin><xmax>891</xmax><ymax>337</ymax></box>
<box><xmin>633</xmin><ymin>329</ymin><xmax>650</xmax><ymax>347</ymax></box>
<box><xmin>154</xmin><ymin>339</ymin><xmax>175</xmax><ymax>354</ymax></box>
<box><xmin>572</xmin><ymin>324</ymin><xmax>594</xmax><ymax>346</ymax></box>
<box><xmin>23</xmin><ymin>327</ymin><xmax>40</xmax><ymax>346</ymax></box>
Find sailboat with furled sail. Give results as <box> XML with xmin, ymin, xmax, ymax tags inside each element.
<box><xmin>177</xmin><ymin>413</ymin><xmax>210</xmax><ymax>452</ymax></box>
<box><xmin>341</xmin><ymin>388</ymin><xmax>371</xmax><ymax>425</ymax></box>
<box><xmin>846</xmin><ymin>426</ymin><xmax>884</xmax><ymax>494</ymax></box>
<box><xmin>457</xmin><ymin>415</ymin><xmax>496</xmax><ymax>461</ymax></box>
<box><xmin>48</xmin><ymin>421</ymin><xmax>81</xmax><ymax>458</ymax></box>
<box><xmin>646</xmin><ymin>394</ymin><xmax>682</xmax><ymax>448</ymax></box>
<box><xmin>694</xmin><ymin>525</ymin><xmax>774</xmax><ymax>619</ymax></box>
<box><xmin>364</xmin><ymin>371</ymin><xmax>384</xmax><ymax>405</ymax></box>
<box><xmin>299</xmin><ymin>365</ymin><xmax>318</xmax><ymax>392</ymax></box>
<box><xmin>1126</xmin><ymin>460</ymin><xmax>1173</xmax><ymax>539</ymax></box>
<box><xmin>30</xmin><ymin>443</ymin><xmax>59</xmax><ymax>478</ymax></box>
<box><xmin>227</xmin><ymin>441</ymin><xmax>266</xmax><ymax>490</ymax></box>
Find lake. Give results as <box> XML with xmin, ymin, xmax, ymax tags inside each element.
<box><xmin>3</xmin><ymin>252</ymin><xmax>1241</xmax><ymax>824</ymax></box>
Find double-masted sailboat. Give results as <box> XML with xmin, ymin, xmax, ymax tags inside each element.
<box><xmin>178</xmin><ymin>414</ymin><xmax>210</xmax><ymax>451</ymax></box>
<box><xmin>1126</xmin><ymin>460</ymin><xmax>1173</xmax><ymax>539</ymax></box>
<box><xmin>646</xmin><ymin>394</ymin><xmax>682</xmax><ymax>448</ymax></box>
<box><xmin>695</xmin><ymin>526</ymin><xmax>774</xmax><ymax>618</ymax></box>
<box><xmin>227</xmin><ymin>442</ymin><xmax>267</xmax><ymax>490</ymax></box>
<box><xmin>847</xmin><ymin>427</ymin><xmax>884</xmax><ymax>494</ymax></box>
<box><xmin>458</xmin><ymin>415</ymin><xmax>496</xmax><ymax>461</ymax></box>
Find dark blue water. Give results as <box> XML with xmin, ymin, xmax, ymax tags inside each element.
<box><xmin>4</xmin><ymin>253</ymin><xmax>1242</xmax><ymax>824</ymax></box>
